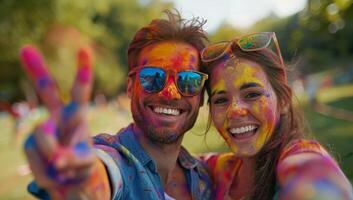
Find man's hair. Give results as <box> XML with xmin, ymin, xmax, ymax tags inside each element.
<box><xmin>127</xmin><ymin>9</ymin><xmax>208</xmax><ymax>70</ymax></box>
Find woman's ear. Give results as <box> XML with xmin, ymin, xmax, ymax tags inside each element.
<box><xmin>279</xmin><ymin>100</ymin><xmax>290</xmax><ymax>115</ymax></box>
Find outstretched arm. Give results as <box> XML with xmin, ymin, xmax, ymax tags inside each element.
<box><xmin>21</xmin><ymin>45</ymin><xmax>111</xmax><ymax>199</ymax></box>
<box><xmin>277</xmin><ymin>140</ymin><xmax>353</xmax><ymax>200</ymax></box>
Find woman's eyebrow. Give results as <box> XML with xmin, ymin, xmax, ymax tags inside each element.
<box><xmin>211</xmin><ymin>90</ymin><xmax>226</xmax><ymax>97</ymax></box>
<box><xmin>240</xmin><ymin>82</ymin><xmax>262</xmax><ymax>90</ymax></box>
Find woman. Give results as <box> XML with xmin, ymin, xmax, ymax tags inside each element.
<box><xmin>200</xmin><ymin>32</ymin><xmax>353</xmax><ymax>199</ymax></box>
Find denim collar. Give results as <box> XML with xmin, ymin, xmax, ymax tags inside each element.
<box><xmin>178</xmin><ymin>146</ymin><xmax>198</xmax><ymax>169</ymax></box>
<box><xmin>118</xmin><ymin>124</ymin><xmax>153</xmax><ymax>167</ymax></box>
<box><xmin>118</xmin><ymin>123</ymin><xmax>198</xmax><ymax>170</ymax></box>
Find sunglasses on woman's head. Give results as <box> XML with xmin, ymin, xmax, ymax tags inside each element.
<box><xmin>128</xmin><ymin>66</ymin><xmax>208</xmax><ymax>97</ymax></box>
<box><xmin>201</xmin><ymin>32</ymin><xmax>284</xmax><ymax>67</ymax></box>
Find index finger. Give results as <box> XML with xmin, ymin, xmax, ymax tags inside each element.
<box><xmin>71</xmin><ymin>48</ymin><xmax>93</xmax><ymax>106</ymax></box>
<box><xmin>58</xmin><ymin>48</ymin><xmax>93</xmax><ymax>146</ymax></box>
<box><xmin>20</xmin><ymin>45</ymin><xmax>63</xmax><ymax>116</ymax></box>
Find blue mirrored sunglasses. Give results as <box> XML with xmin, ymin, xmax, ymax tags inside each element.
<box><xmin>128</xmin><ymin>66</ymin><xmax>208</xmax><ymax>96</ymax></box>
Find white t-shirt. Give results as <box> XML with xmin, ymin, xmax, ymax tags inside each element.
<box><xmin>164</xmin><ymin>192</ymin><xmax>176</xmax><ymax>200</ymax></box>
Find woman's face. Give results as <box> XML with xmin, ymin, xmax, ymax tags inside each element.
<box><xmin>210</xmin><ymin>58</ymin><xmax>280</xmax><ymax>157</ymax></box>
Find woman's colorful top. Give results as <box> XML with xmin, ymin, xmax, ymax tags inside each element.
<box><xmin>202</xmin><ymin>139</ymin><xmax>339</xmax><ymax>199</ymax></box>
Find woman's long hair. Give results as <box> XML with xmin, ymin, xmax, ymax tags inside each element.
<box><xmin>201</xmin><ymin>44</ymin><xmax>307</xmax><ymax>200</ymax></box>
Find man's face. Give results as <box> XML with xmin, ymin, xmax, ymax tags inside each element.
<box><xmin>128</xmin><ymin>41</ymin><xmax>202</xmax><ymax>144</ymax></box>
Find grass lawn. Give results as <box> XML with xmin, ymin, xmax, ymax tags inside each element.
<box><xmin>304</xmin><ymin>97</ymin><xmax>353</xmax><ymax>182</ymax></box>
<box><xmin>0</xmin><ymin>95</ymin><xmax>352</xmax><ymax>199</ymax></box>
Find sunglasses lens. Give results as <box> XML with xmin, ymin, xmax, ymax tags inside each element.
<box><xmin>139</xmin><ymin>67</ymin><xmax>166</xmax><ymax>93</ymax></box>
<box><xmin>177</xmin><ymin>72</ymin><xmax>204</xmax><ymax>96</ymax></box>
<box><xmin>201</xmin><ymin>42</ymin><xmax>229</xmax><ymax>62</ymax></box>
<box><xmin>238</xmin><ymin>32</ymin><xmax>271</xmax><ymax>50</ymax></box>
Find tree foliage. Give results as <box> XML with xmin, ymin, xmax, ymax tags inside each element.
<box><xmin>209</xmin><ymin>0</ymin><xmax>353</xmax><ymax>75</ymax></box>
<box><xmin>0</xmin><ymin>0</ymin><xmax>172</xmax><ymax>102</ymax></box>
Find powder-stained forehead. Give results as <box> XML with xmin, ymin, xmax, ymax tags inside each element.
<box><xmin>210</xmin><ymin>58</ymin><xmax>269</xmax><ymax>95</ymax></box>
<box><xmin>137</xmin><ymin>41</ymin><xmax>199</xmax><ymax>71</ymax></box>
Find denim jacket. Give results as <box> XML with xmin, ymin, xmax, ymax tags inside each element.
<box><xmin>93</xmin><ymin>124</ymin><xmax>212</xmax><ymax>200</ymax></box>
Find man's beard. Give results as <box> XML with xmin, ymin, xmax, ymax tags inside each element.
<box><xmin>131</xmin><ymin>108</ymin><xmax>198</xmax><ymax>145</ymax></box>
<box><xmin>146</xmin><ymin>124</ymin><xmax>184</xmax><ymax>144</ymax></box>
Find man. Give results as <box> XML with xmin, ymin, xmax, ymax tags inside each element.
<box><xmin>22</xmin><ymin>10</ymin><xmax>211</xmax><ymax>199</ymax></box>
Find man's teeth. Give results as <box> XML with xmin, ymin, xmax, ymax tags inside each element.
<box><xmin>153</xmin><ymin>107</ymin><xmax>180</xmax><ymax>116</ymax></box>
<box><xmin>229</xmin><ymin>125</ymin><xmax>257</xmax><ymax>135</ymax></box>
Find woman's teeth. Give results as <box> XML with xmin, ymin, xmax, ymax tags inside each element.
<box><xmin>229</xmin><ymin>125</ymin><xmax>257</xmax><ymax>135</ymax></box>
<box><xmin>153</xmin><ymin>106</ymin><xmax>180</xmax><ymax>116</ymax></box>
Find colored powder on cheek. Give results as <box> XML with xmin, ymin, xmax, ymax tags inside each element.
<box><xmin>254</xmin><ymin>100</ymin><xmax>275</xmax><ymax>150</ymax></box>
<box><xmin>222</xmin><ymin>120</ymin><xmax>239</xmax><ymax>153</ymax></box>
<box><xmin>255</xmin><ymin>129</ymin><xmax>269</xmax><ymax>151</ymax></box>
<box><xmin>218</xmin><ymin>125</ymin><xmax>226</xmax><ymax>137</ymax></box>
<box><xmin>214</xmin><ymin>112</ymin><xmax>224</xmax><ymax>121</ymax></box>
<box><xmin>252</xmin><ymin>96</ymin><xmax>270</xmax><ymax>116</ymax></box>
<box><xmin>260</xmin><ymin>96</ymin><xmax>276</xmax><ymax>122</ymax></box>
<box><xmin>251</xmin><ymin>103</ymin><xmax>260</xmax><ymax>115</ymax></box>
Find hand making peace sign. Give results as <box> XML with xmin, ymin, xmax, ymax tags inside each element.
<box><xmin>20</xmin><ymin>45</ymin><xmax>109</xmax><ymax>199</ymax></box>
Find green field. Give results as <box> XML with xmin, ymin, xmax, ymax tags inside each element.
<box><xmin>0</xmin><ymin>95</ymin><xmax>352</xmax><ymax>199</ymax></box>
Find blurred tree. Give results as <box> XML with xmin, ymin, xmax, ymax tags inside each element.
<box><xmin>276</xmin><ymin>0</ymin><xmax>353</xmax><ymax>74</ymax></box>
<box><xmin>208</xmin><ymin>22</ymin><xmax>242</xmax><ymax>42</ymax></box>
<box><xmin>0</xmin><ymin>0</ymin><xmax>172</xmax><ymax>103</ymax></box>
<box><xmin>208</xmin><ymin>0</ymin><xmax>353</xmax><ymax>80</ymax></box>
<box><xmin>0</xmin><ymin>0</ymin><xmax>55</xmax><ymax>102</ymax></box>
<box><xmin>90</xmin><ymin>0</ymin><xmax>172</xmax><ymax>94</ymax></box>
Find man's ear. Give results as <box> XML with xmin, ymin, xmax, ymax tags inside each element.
<box><xmin>127</xmin><ymin>76</ymin><xmax>133</xmax><ymax>99</ymax></box>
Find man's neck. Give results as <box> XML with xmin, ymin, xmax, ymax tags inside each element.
<box><xmin>132</xmin><ymin>124</ymin><xmax>183</xmax><ymax>186</ymax></box>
